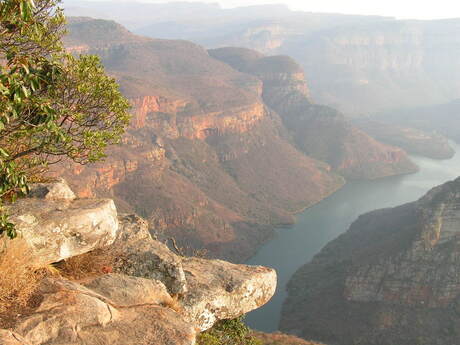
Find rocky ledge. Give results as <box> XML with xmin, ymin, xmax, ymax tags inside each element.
<box><xmin>0</xmin><ymin>180</ymin><xmax>277</xmax><ymax>345</ymax></box>
<box><xmin>281</xmin><ymin>176</ymin><xmax>460</xmax><ymax>345</ymax></box>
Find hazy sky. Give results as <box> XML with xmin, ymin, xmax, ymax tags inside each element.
<box><xmin>97</xmin><ymin>0</ymin><xmax>460</xmax><ymax>20</ymax></box>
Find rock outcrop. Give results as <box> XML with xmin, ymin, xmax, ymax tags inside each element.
<box><xmin>1</xmin><ymin>181</ymin><xmax>277</xmax><ymax>344</ymax></box>
<box><xmin>281</xmin><ymin>176</ymin><xmax>460</xmax><ymax>345</ymax></box>
<box><xmin>5</xmin><ymin>180</ymin><xmax>118</xmax><ymax>265</ymax></box>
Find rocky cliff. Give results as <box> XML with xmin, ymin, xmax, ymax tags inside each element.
<box><xmin>209</xmin><ymin>47</ymin><xmax>418</xmax><ymax>179</ymax></box>
<box><xmin>287</xmin><ymin>20</ymin><xmax>460</xmax><ymax>115</ymax></box>
<box><xmin>58</xmin><ymin>18</ymin><xmax>345</xmax><ymax>262</ymax></box>
<box><xmin>281</xmin><ymin>176</ymin><xmax>460</xmax><ymax>345</ymax></box>
<box><xmin>0</xmin><ymin>180</ymin><xmax>277</xmax><ymax>345</ymax></box>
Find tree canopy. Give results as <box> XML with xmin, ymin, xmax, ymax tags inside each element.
<box><xmin>0</xmin><ymin>0</ymin><xmax>131</xmax><ymax>238</ymax></box>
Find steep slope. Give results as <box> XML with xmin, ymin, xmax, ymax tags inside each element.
<box><xmin>209</xmin><ymin>47</ymin><xmax>417</xmax><ymax>179</ymax></box>
<box><xmin>281</xmin><ymin>176</ymin><xmax>460</xmax><ymax>345</ymax></box>
<box><xmin>57</xmin><ymin>18</ymin><xmax>344</xmax><ymax>261</ymax></box>
<box><xmin>285</xmin><ymin>19</ymin><xmax>460</xmax><ymax>115</ymax></box>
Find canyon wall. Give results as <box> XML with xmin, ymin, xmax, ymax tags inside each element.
<box><xmin>69</xmin><ymin>2</ymin><xmax>460</xmax><ymax>118</ymax></box>
<box><xmin>209</xmin><ymin>47</ymin><xmax>417</xmax><ymax>179</ymax></box>
<box><xmin>58</xmin><ymin>18</ymin><xmax>346</xmax><ymax>262</ymax></box>
<box><xmin>281</xmin><ymin>177</ymin><xmax>460</xmax><ymax>345</ymax></box>
<box><xmin>56</xmin><ymin>18</ymin><xmax>418</xmax><ymax>262</ymax></box>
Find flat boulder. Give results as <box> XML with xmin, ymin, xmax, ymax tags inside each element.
<box><xmin>5</xmin><ymin>185</ymin><xmax>119</xmax><ymax>265</ymax></box>
<box><xmin>14</xmin><ymin>278</ymin><xmax>196</xmax><ymax>345</ymax></box>
<box><xmin>181</xmin><ymin>257</ymin><xmax>277</xmax><ymax>331</ymax></box>
<box><xmin>84</xmin><ymin>273</ymin><xmax>174</xmax><ymax>307</ymax></box>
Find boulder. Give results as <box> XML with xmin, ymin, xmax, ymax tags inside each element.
<box><xmin>181</xmin><ymin>257</ymin><xmax>277</xmax><ymax>331</ymax></box>
<box><xmin>27</xmin><ymin>178</ymin><xmax>76</xmax><ymax>201</ymax></box>
<box><xmin>113</xmin><ymin>215</ymin><xmax>277</xmax><ymax>331</ymax></box>
<box><xmin>113</xmin><ymin>215</ymin><xmax>187</xmax><ymax>295</ymax></box>
<box><xmin>5</xmin><ymin>191</ymin><xmax>119</xmax><ymax>265</ymax></box>
<box><xmin>84</xmin><ymin>273</ymin><xmax>174</xmax><ymax>307</ymax></box>
<box><xmin>14</xmin><ymin>278</ymin><xmax>196</xmax><ymax>345</ymax></box>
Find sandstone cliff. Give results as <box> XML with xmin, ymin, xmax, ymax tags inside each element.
<box><xmin>209</xmin><ymin>47</ymin><xmax>418</xmax><ymax>179</ymax></box>
<box><xmin>57</xmin><ymin>18</ymin><xmax>346</xmax><ymax>262</ymax></box>
<box><xmin>281</xmin><ymin>176</ymin><xmax>460</xmax><ymax>345</ymax></box>
<box><xmin>0</xmin><ymin>180</ymin><xmax>277</xmax><ymax>345</ymax></box>
<box><xmin>57</xmin><ymin>18</ymin><xmax>420</xmax><ymax>262</ymax></box>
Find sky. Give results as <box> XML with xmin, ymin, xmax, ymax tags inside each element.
<box><xmin>92</xmin><ymin>0</ymin><xmax>460</xmax><ymax>20</ymax></box>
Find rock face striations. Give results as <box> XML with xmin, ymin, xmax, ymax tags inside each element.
<box><xmin>281</xmin><ymin>176</ymin><xmax>460</xmax><ymax>345</ymax></box>
<box><xmin>209</xmin><ymin>47</ymin><xmax>417</xmax><ymax>179</ymax></box>
<box><xmin>60</xmin><ymin>17</ymin><xmax>346</xmax><ymax>261</ymax></box>
<box><xmin>0</xmin><ymin>180</ymin><xmax>277</xmax><ymax>345</ymax></box>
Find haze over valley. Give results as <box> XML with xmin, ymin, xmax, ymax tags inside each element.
<box><xmin>2</xmin><ymin>1</ymin><xmax>460</xmax><ymax>345</ymax></box>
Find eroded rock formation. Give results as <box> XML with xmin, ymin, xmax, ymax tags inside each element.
<box><xmin>55</xmin><ymin>18</ymin><xmax>418</xmax><ymax>262</ymax></box>
<box><xmin>57</xmin><ymin>18</ymin><xmax>347</xmax><ymax>261</ymax></box>
<box><xmin>209</xmin><ymin>47</ymin><xmax>418</xmax><ymax>179</ymax></box>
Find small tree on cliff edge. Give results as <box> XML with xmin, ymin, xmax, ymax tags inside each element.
<box><xmin>0</xmin><ymin>0</ymin><xmax>131</xmax><ymax>238</ymax></box>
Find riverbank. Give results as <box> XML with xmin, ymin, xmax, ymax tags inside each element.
<box><xmin>245</xmin><ymin>142</ymin><xmax>460</xmax><ymax>332</ymax></box>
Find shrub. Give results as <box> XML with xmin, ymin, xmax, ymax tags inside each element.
<box><xmin>0</xmin><ymin>0</ymin><xmax>131</xmax><ymax>238</ymax></box>
<box><xmin>197</xmin><ymin>317</ymin><xmax>262</xmax><ymax>345</ymax></box>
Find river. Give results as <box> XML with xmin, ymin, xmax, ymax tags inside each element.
<box><xmin>245</xmin><ymin>141</ymin><xmax>460</xmax><ymax>332</ymax></box>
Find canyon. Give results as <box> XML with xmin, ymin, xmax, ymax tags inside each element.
<box><xmin>55</xmin><ymin>17</ymin><xmax>415</xmax><ymax>262</ymax></box>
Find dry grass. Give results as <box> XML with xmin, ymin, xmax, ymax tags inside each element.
<box><xmin>56</xmin><ymin>247</ymin><xmax>118</xmax><ymax>281</ymax></box>
<box><xmin>162</xmin><ymin>294</ymin><xmax>183</xmax><ymax>314</ymax></box>
<box><xmin>0</xmin><ymin>238</ymin><xmax>52</xmax><ymax>327</ymax></box>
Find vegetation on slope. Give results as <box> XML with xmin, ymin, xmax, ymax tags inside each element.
<box><xmin>0</xmin><ymin>0</ymin><xmax>130</xmax><ymax>238</ymax></box>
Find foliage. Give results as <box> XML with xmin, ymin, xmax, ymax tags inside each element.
<box><xmin>0</xmin><ymin>0</ymin><xmax>131</xmax><ymax>238</ymax></box>
<box><xmin>197</xmin><ymin>317</ymin><xmax>262</xmax><ymax>345</ymax></box>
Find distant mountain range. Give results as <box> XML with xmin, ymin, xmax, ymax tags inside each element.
<box><xmin>64</xmin><ymin>1</ymin><xmax>460</xmax><ymax>117</ymax></box>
